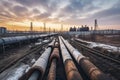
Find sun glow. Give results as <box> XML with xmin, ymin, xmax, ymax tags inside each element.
<box><xmin>1</xmin><ymin>20</ymin><xmax>70</xmax><ymax>31</ymax></box>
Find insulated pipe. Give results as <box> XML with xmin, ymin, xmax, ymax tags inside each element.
<box><xmin>59</xmin><ymin>37</ymin><xmax>83</xmax><ymax>80</ymax></box>
<box><xmin>48</xmin><ymin>39</ymin><xmax>55</xmax><ymax>48</ymax></box>
<box><xmin>60</xmin><ymin>36</ymin><xmax>113</xmax><ymax>80</ymax></box>
<box><xmin>21</xmin><ymin>40</ymin><xmax>55</xmax><ymax>80</ymax></box>
<box><xmin>28</xmin><ymin>70</ymin><xmax>41</xmax><ymax>80</ymax></box>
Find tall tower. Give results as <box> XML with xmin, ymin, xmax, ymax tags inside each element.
<box><xmin>30</xmin><ymin>22</ymin><xmax>33</xmax><ymax>32</ymax></box>
<box><xmin>94</xmin><ymin>19</ymin><xmax>98</xmax><ymax>31</ymax></box>
<box><xmin>43</xmin><ymin>22</ymin><xmax>46</xmax><ymax>32</ymax></box>
<box><xmin>93</xmin><ymin>19</ymin><xmax>98</xmax><ymax>41</ymax></box>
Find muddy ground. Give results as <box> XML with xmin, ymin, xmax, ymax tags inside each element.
<box><xmin>79</xmin><ymin>35</ymin><xmax>120</xmax><ymax>47</ymax></box>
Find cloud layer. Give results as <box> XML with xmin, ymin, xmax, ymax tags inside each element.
<box><xmin>0</xmin><ymin>0</ymin><xmax>120</xmax><ymax>29</ymax></box>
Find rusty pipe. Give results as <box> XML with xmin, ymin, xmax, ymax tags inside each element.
<box><xmin>47</xmin><ymin>59</ymin><xmax>57</xmax><ymax>80</ymax></box>
<box><xmin>47</xmin><ymin>47</ymin><xmax>59</xmax><ymax>80</ymax></box>
<box><xmin>60</xmin><ymin>36</ymin><xmax>113</xmax><ymax>80</ymax></box>
<box><xmin>49</xmin><ymin>48</ymin><xmax>60</xmax><ymax>62</ymax></box>
<box><xmin>59</xmin><ymin>37</ymin><xmax>83</xmax><ymax>80</ymax></box>
<box><xmin>79</xmin><ymin>58</ymin><xmax>111</xmax><ymax>80</ymax></box>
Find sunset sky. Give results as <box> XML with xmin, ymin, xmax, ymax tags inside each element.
<box><xmin>0</xmin><ymin>0</ymin><xmax>120</xmax><ymax>31</ymax></box>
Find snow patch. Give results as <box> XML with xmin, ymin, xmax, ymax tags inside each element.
<box><xmin>88</xmin><ymin>42</ymin><xmax>120</xmax><ymax>52</ymax></box>
<box><xmin>25</xmin><ymin>66</ymin><xmax>31</xmax><ymax>73</ymax></box>
<box><xmin>35</xmin><ymin>42</ymin><xmax>41</xmax><ymax>45</ymax></box>
<box><xmin>6</xmin><ymin>65</ymin><xmax>29</xmax><ymax>80</ymax></box>
<box><xmin>77</xmin><ymin>39</ymin><xmax>120</xmax><ymax>52</ymax></box>
<box><xmin>31</xmin><ymin>59</ymin><xmax>36</xmax><ymax>63</ymax></box>
<box><xmin>43</xmin><ymin>40</ymin><xmax>49</xmax><ymax>43</ymax></box>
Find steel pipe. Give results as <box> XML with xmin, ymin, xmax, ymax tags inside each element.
<box><xmin>28</xmin><ymin>70</ymin><xmax>41</xmax><ymax>80</ymax></box>
<box><xmin>20</xmin><ymin>40</ymin><xmax>55</xmax><ymax>80</ymax></box>
<box><xmin>59</xmin><ymin>37</ymin><xmax>83</xmax><ymax>80</ymax></box>
<box><xmin>60</xmin><ymin>36</ymin><xmax>113</xmax><ymax>80</ymax></box>
<box><xmin>47</xmin><ymin>59</ymin><xmax>57</xmax><ymax>80</ymax></box>
<box><xmin>26</xmin><ymin>47</ymin><xmax>52</xmax><ymax>80</ymax></box>
<box><xmin>47</xmin><ymin>46</ymin><xmax>60</xmax><ymax>80</ymax></box>
<box><xmin>50</xmin><ymin>48</ymin><xmax>60</xmax><ymax>62</ymax></box>
<box><xmin>48</xmin><ymin>39</ymin><xmax>55</xmax><ymax>48</ymax></box>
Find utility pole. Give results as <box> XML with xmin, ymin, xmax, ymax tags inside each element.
<box><xmin>93</xmin><ymin>19</ymin><xmax>98</xmax><ymax>41</ymax></box>
<box><xmin>43</xmin><ymin>22</ymin><xmax>46</xmax><ymax>33</ymax></box>
<box><xmin>30</xmin><ymin>22</ymin><xmax>33</xmax><ymax>33</ymax></box>
<box><xmin>94</xmin><ymin>19</ymin><xmax>98</xmax><ymax>31</ymax></box>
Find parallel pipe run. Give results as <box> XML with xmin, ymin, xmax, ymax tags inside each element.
<box><xmin>60</xmin><ymin>36</ymin><xmax>113</xmax><ymax>80</ymax></box>
<box><xmin>47</xmin><ymin>44</ymin><xmax>60</xmax><ymax>80</ymax></box>
<box><xmin>59</xmin><ymin>37</ymin><xmax>83</xmax><ymax>80</ymax></box>
<box><xmin>20</xmin><ymin>40</ymin><xmax>55</xmax><ymax>80</ymax></box>
<box><xmin>48</xmin><ymin>39</ymin><xmax>55</xmax><ymax>48</ymax></box>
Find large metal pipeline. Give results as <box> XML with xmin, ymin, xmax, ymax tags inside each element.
<box><xmin>47</xmin><ymin>47</ymin><xmax>59</xmax><ymax>80</ymax></box>
<box><xmin>60</xmin><ymin>36</ymin><xmax>113</xmax><ymax>80</ymax></box>
<box><xmin>19</xmin><ymin>39</ymin><xmax>55</xmax><ymax>80</ymax></box>
<box><xmin>59</xmin><ymin>37</ymin><xmax>83</xmax><ymax>80</ymax></box>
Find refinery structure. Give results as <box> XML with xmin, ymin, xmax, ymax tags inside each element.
<box><xmin>0</xmin><ymin>0</ymin><xmax>120</xmax><ymax>80</ymax></box>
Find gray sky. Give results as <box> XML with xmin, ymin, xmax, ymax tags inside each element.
<box><xmin>0</xmin><ymin>0</ymin><xmax>120</xmax><ymax>30</ymax></box>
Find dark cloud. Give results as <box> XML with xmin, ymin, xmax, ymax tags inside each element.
<box><xmin>1</xmin><ymin>0</ymin><xmax>13</xmax><ymax>8</ymax></box>
<box><xmin>15</xmin><ymin>0</ymin><xmax>48</xmax><ymax>7</ymax></box>
<box><xmin>11</xmin><ymin>5</ymin><xmax>29</xmax><ymax>16</ymax></box>
<box><xmin>32</xmin><ymin>8</ymin><xmax>40</xmax><ymax>14</ymax></box>
<box><xmin>90</xmin><ymin>7</ymin><xmax>120</xmax><ymax>19</ymax></box>
<box><xmin>60</xmin><ymin>0</ymin><xmax>98</xmax><ymax>14</ymax></box>
<box><xmin>14</xmin><ymin>0</ymin><xmax>64</xmax><ymax>15</ymax></box>
<box><xmin>34</xmin><ymin>12</ymin><xmax>51</xmax><ymax>21</ymax></box>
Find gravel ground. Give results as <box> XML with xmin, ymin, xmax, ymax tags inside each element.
<box><xmin>0</xmin><ymin>43</ymin><xmax>46</xmax><ymax>80</ymax></box>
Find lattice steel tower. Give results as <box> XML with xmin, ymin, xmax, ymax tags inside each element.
<box><xmin>43</xmin><ymin>22</ymin><xmax>46</xmax><ymax>32</ymax></box>
<box><xmin>30</xmin><ymin>22</ymin><xmax>33</xmax><ymax>32</ymax></box>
